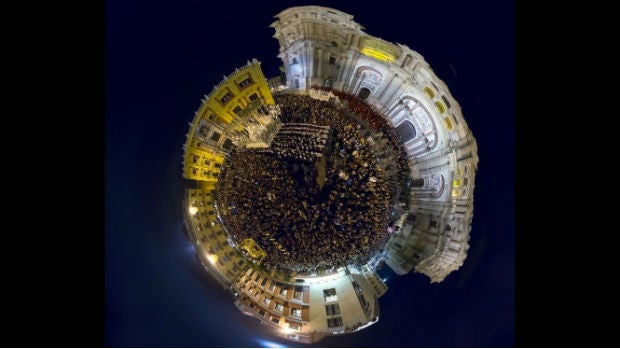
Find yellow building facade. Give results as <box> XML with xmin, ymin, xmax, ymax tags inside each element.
<box><xmin>186</xmin><ymin>188</ymin><xmax>249</xmax><ymax>286</ymax></box>
<box><xmin>183</xmin><ymin>58</ymin><xmax>274</xmax><ymax>183</ymax></box>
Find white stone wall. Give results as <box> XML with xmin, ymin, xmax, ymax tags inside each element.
<box><xmin>271</xmin><ymin>5</ymin><xmax>478</xmax><ymax>283</ymax></box>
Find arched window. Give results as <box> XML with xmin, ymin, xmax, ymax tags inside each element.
<box><xmin>395</xmin><ymin>121</ymin><xmax>417</xmax><ymax>142</ymax></box>
<box><xmin>401</xmin><ymin>54</ymin><xmax>412</xmax><ymax>68</ymax></box>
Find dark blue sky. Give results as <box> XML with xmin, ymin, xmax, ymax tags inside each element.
<box><xmin>105</xmin><ymin>0</ymin><xmax>515</xmax><ymax>346</ymax></box>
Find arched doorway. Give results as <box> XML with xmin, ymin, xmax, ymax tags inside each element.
<box><xmin>357</xmin><ymin>87</ymin><xmax>371</xmax><ymax>100</ymax></box>
<box><xmin>395</xmin><ymin>121</ymin><xmax>417</xmax><ymax>142</ymax></box>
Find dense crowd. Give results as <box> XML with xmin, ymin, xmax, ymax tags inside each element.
<box><xmin>216</xmin><ymin>93</ymin><xmax>407</xmax><ymax>273</ymax></box>
<box><xmin>313</xmin><ymin>86</ymin><xmax>411</xmax><ymax>183</ymax></box>
<box><xmin>257</xmin><ymin>123</ymin><xmax>332</xmax><ymax>162</ymax></box>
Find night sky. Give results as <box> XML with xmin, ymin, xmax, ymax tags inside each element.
<box><xmin>105</xmin><ymin>0</ymin><xmax>515</xmax><ymax>347</ymax></box>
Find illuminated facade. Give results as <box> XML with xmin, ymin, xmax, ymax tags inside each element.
<box><xmin>271</xmin><ymin>6</ymin><xmax>478</xmax><ymax>283</ymax></box>
<box><xmin>181</xmin><ymin>6</ymin><xmax>478</xmax><ymax>343</ymax></box>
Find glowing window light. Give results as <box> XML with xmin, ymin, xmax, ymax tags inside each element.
<box><xmin>360</xmin><ymin>47</ymin><xmax>396</xmax><ymax>63</ymax></box>
<box><xmin>434</xmin><ymin>101</ymin><xmax>446</xmax><ymax>114</ymax></box>
<box><xmin>189</xmin><ymin>206</ymin><xmax>198</xmax><ymax>215</ymax></box>
<box><xmin>443</xmin><ymin>116</ymin><xmax>453</xmax><ymax>130</ymax></box>
<box><xmin>423</xmin><ymin>86</ymin><xmax>435</xmax><ymax>99</ymax></box>
<box><xmin>281</xmin><ymin>327</ymin><xmax>294</xmax><ymax>334</ymax></box>
<box><xmin>207</xmin><ymin>254</ymin><xmax>218</xmax><ymax>264</ymax></box>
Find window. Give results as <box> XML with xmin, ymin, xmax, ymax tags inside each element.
<box><xmin>331</xmin><ymin>41</ymin><xmax>338</xmax><ymax>47</ymax></box>
<box><xmin>323</xmin><ymin>288</ymin><xmax>338</xmax><ymax>302</ymax></box>
<box><xmin>220</xmin><ymin>93</ymin><xmax>233</xmax><ymax>104</ymax></box>
<box><xmin>434</xmin><ymin>101</ymin><xmax>446</xmax><ymax>114</ymax></box>
<box><xmin>329</xmin><ymin>56</ymin><xmax>336</xmax><ymax>65</ymax></box>
<box><xmin>291</xmin><ymin>308</ymin><xmax>302</xmax><ymax>317</ymax></box>
<box><xmin>441</xmin><ymin>95</ymin><xmax>451</xmax><ymax>109</ymax></box>
<box><xmin>222</xmin><ymin>138</ymin><xmax>234</xmax><ymax>150</ymax></box>
<box><xmin>294</xmin><ymin>79</ymin><xmax>300</xmax><ymax>88</ymax></box>
<box><xmin>327</xmin><ymin>317</ymin><xmax>343</xmax><ymax>328</ymax></box>
<box><xmin>210</xmin><ymin>132</ymin><xmax>221</xmax><ymax>142</ymax></box>
<box><xmin>325</xmin><ymin>304</ymin><xmax>340</xmax><ymax>315</ymax></box>
<box><xmin>423</xmin><ymin>86</ymin><xmax>435</xmax><ymax>99</ymax></box>
<box><xmin>279</xmin><ymin>287</ymin><xmax>287</xmax><ymax>296</ymax></box>
<box><xmin>430</xmin><ymin>220</ymin><xmax>438</xmax><ymax>228</ymax></box>
<box><xmin>275</xmin><ymin>303</ymin><xmax>284</xmax><ymax>312</ymax></box>
<box><xmin>238</xmin><ymin>77</ymin><xmax>253</xmax><ymax>89</ymax></box>
<box><xmin>233</xmin><ymin>106</ymin><xmax>242</xmax><ymax>115</ymax></box>
<box><xmin>191</xmin><ymin>168</ymin><xmax>198</xmax><ymax>175</ymax></box>
<box><xmin>249</xmin><ymin>93</ymin><xmax>259</xmax><ymax>101</ymax></box>
<box><xmin>401</xmin><ymin>54</ymin><xmax>412</xmax><ymax>68</ymax></box>
<box><xmin>199</xmin><ymin>125</ymin><xmax>209</xmax><ymax>137</ymax></box>
<box><xmin>270</xmin><ymin>316</ymin><xmax>280</xmax><ymax>324</ymax></box>
<box><xmin>258</xmin><ymin>309</ymin><xmax>265</xmax><ymax>316</ymax></box>
<box><xmin>204</xmin><ymin>159</ymin><xmax>210</xmax><ymax>165</ymax></box>
<box><xmin>192</xmin><ymin>155</ymin><xmax>198</xmax><ymax>163</ymax></box>
<box><xmin>294</xmin><ymin>286</ymin><xmax>303</xmax><ymax>299</ymax></box>
<box><xmin>261</xmin><ymin>278</ymin><xmax>268</xmax><ymax>287</ymax></box>
<box><xmin>288</xmin><ymin>322</ymin><xmax>301</xmax><ymax>330</ymax></box>
<box><xmin>214</xmin><ymin>163</ymin><xmax>222</xmax><ymax>168</ymax></box>
<box><xmin>269</xmin><ymin>282</ymin><xmax>276</xmax><ymax>292</ymax></box>
<box><xmin>443</xmin><ymin>117</ymin><xmax>453</xmax><ymax>130</ymax></box>
<box><xmin>237</xmin><ymin>260</ymin><xmax>245</xmax><ymax>266</ymax></box>
<box><xmin>292</xmin><ymin>57</ymin><xmax>298</xmax><ymax>64</ymax></box>
<box><xmin>263</xmin><ymin>297</ymin><xmax>271</xmax><ymax>305</ymax></box>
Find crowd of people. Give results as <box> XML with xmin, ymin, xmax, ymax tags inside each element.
<box><xmin>313</xmin><ymin>86</ymin><xmax>412</xmax><ymax>202</ymax></box>
<box><xmin>265</xmin><ymin>123</ymin><xmax>331</xmax><ymax>162</ymax></box>
<box><xmin>215</xmin><ymin>93</ymin><xmax>407</xmax><ymax>273</ymax></box>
